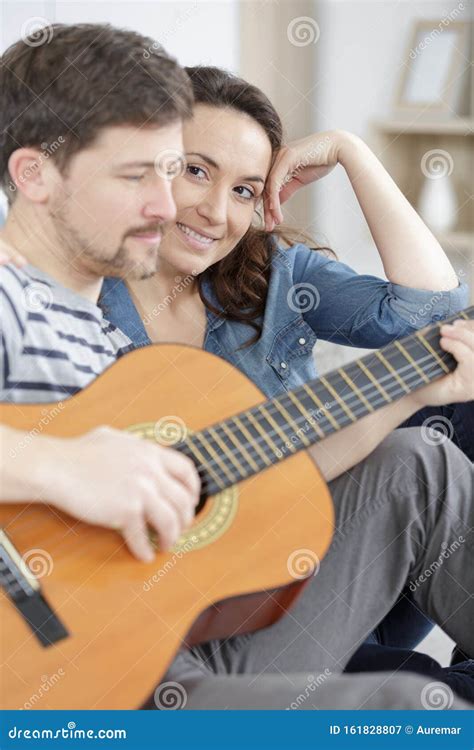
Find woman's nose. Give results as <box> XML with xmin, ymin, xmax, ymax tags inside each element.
<box><xmin>196</xmin><ymin>184</ymin><xmax>227</xmax><ymax>225</ymax></box>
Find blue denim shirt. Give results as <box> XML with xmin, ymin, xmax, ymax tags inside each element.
<box><xmin>99</xmin><ymin>243</ymin><xmax>469</xmax><ymax>399</ymax></box>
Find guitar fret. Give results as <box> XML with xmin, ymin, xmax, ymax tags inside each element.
<box><xmin>259</xmin><ymin>404</ymin><xmax>297</xmax><ymax>453</ymax></box>
<box><xmin>407</xmin><ymin>333</ymin><xmax>448</xmax><ymax>380</ymax></box>
<box><xmin>415</xmin><ymin>332</ymin><xmax>450</xmax><ymax>374</ymax></box>
<box><xmin>286</xmin><ymin>391</ymin><xmax>326</xmax><ymax>439</ymax></box>
<box><xmin>221</xmin><ymin>418</ymin><xmax>261</xmax><ymax>473</ymax></box>
<box><xmin>302</xmin><ymin>383</ymin><xmax>341</xmax><ymax>431</ymax></box>
<box><xmin>181</xmin><ymin>306</ymin><xmax>472</xmax><ymax>495</ymax></box>
<box><xmin>233</xmin><ymin>414</ymin><xmax>272</xmax><ymax>469</ymax></box>
<box><xmin>206</xmin><ymin>426</ymin><xmax>242</xmax><ymax>482</ymax></box>
<box><xmin>272</xmin><ymin>399</ymin><xmax>312</xmax><ymax>447</ymax></box>
<box><xmin>338</xmin><ymin>368</ymin><xmax>374</xmax><ymax>412</ymax></box>
<box><xmin>186</xmin><ymin>436</ymin><xmax>226</xmax><ymax>489</ymax></box>
<box><xmin>245</xmin><ymin>409</ymin><xmax>282</xmax><ymax>459</ymax></box>
<box><xmin>194</xmin><ymin>431</ymin><xmax>236</xmax><ymax>485</ymax></box>
<box><xmin>375</xmin><ymin>351</ymin><xmax>410</xmax><ymax>394</ymax></box>
<box><xmin>320</xmin><ymin>375</ymin><xmax>357</xmax><ymax>423</ymax></box>
<box><xmin>393</xmin><ymin>340</ymin><xmax>430</xmax><ymax>383</ymax></box>
<box><xmin>356</xmin><ymin>359</ymin><xmax>391</xmax><ymax>402</ymax></box>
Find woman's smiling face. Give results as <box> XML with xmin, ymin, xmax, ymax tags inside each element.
<box><xmin>158</xmin><ymin>103</ymin><xmax>273</xmax><ymax>277</ymax></box>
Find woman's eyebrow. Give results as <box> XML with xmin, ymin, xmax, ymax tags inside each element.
<box><xmin>186</xmin><ymin>152</ymin><xmax>264</xmax><ymax>184</ymax></box>
<box><xmin>186</xmin><ymin>152</ymin><xmax>219</xmax><ymax>169</ymax></box>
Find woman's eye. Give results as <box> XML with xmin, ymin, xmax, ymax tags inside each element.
<box><xmin>186</xmin><ymin>165</ymin><xmax>207</xmax><ymax>180</ymax></box>
<box><xmin>234</xmin><ymin>185</ymin><xmax>255</xmax><ymax>201</ymax></box>
<box><xmin>123</xmin><ymin>175</ymin><xmax>144</xmax><ymax>182</ymax></box>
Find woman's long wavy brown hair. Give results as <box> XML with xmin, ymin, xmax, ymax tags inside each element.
<box><xmin>185</xmin><ymin>65</ymin><xmax>335</xmax><ymax>347</ymax></box>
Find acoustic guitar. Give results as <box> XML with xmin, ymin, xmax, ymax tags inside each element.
<box><xmin>0</xmin><ymin>306</ymin><xmax>471</xmax><ymax>709</ymax></box>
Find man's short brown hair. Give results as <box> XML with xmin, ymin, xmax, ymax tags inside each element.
<box><xmin>0</xmin><ymin>23</ymin><xmax>193</xmax><ymax>202</ymax></box>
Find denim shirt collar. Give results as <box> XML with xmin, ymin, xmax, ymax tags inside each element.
<box><xmin>99</xmin><ymin>272</ymin><xmax>226</xmax><ymax>348</ymax></box>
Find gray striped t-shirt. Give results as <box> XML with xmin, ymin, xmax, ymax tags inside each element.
<box><xmin>0</xmin><ymin>263</ymin><xmax>134</xmax><ymax>403</ymax></box>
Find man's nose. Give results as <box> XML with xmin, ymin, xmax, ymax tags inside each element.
<box><xmin>143</xmin><ymin>179</ymin><xmax>177</xmax><ymax>223</ymax></box>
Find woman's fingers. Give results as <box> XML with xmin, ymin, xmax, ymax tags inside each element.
<box><xmin>437</xmin><ymin>320</ymin><xmax>474</xmax><ymax>402</ymax></box>
<box><xmin>0</xmin><ymin>240</ymin><xmax>26</xmax><ymax>267</ymax></box>
<box><xmin>440</xmin><ymin>322</ymin><xmax>473</xmax><ymax>381</ymax></box>
<box><xmin>440</xmin><ymin>320</ymin><xmax>474</xmax><ymax>348</ymax></box>
<box><xmin>440</xmin><ymin>334</ymin><xmax>471</xmax><ymax>362</ymax></box>
<box><xmin>266</xmin><ymin>149</ymin><xmax>293</xmax><ymax>225</ymax></box>
<box><xmin>263</xmin><ymin>191</ymin><xmax>275</xmax><ymax>232</ymax></box>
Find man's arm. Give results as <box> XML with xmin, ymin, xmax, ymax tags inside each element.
<box><xmin>0</xmin><ymin>424</ymin><xmax>200</xmax><ymax>561</ymax></box>
<box><xmin>1</xmin><ymin>424</ymin><xmax>61</xmax><ymax>501</ymax></box>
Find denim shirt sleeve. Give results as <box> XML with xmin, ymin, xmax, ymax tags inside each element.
<box><xmin>291</xmin><ymin>243</ymin><xmax>469</xmax><ymax>348</ymax></box>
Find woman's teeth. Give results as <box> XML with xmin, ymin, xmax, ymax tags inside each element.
<box><xmin>176</xmin><ymin>222</ymin><xmax>214</xmax><ymax>244</ymax></box>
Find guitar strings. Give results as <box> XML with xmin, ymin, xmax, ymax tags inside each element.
<box><xmin>201</xmin><ymin>347</ymin><xmax>446</xmax><ymax>449</ymax></box>
<box><xmin>182</xmin><ymin>347</ymin><xmax>454</xmax><ymax>487</ymax></box>
<box><xmin>215</xmin><ymin>326</ymin><xmax>453</xmax><ymax>445</ymax></box>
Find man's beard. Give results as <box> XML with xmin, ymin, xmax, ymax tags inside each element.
<box><xmin>48</xmin><ymin>198</ymin><xmax>161</xmax><ymax>280</ymax></box>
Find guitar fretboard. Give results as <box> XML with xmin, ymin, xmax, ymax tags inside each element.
<box><xmin>177</xmin><ymin>307</ymin><xmax>472</xmax><ymax>495</ymax></box>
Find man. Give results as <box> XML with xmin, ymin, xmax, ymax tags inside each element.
<box><xmin>1</xmin><ymin>23</ymin><xmax>473</xmax><ymax>710</ymax></box>
<box><xmin>0</xmin><ymin>23</ymin><xmax>200</xmax><ymax>561</ymax></box>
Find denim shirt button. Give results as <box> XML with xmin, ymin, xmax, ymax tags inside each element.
<box><xmin>298</xmin><ymin>337</ymin><xmax>306</xmax><ymax>345</ymax></box>
<box><xmin>280</xmin><ymin>361</ymin><xmax>287</xmax><ymax>369</ymax></box>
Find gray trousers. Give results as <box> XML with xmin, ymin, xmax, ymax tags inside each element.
<box><xmin>155</xmin><ymin>428</ymin><xmax>473</xmax><ymax>709</ymax></box>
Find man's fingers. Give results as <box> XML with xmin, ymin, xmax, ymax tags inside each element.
<box><xmin>162</xmin><ymin>449</ymin><xmax>201</xmax><ymax>504</ymax></box>
<box><xmin>121</xmin><ymin>514</ymin><xmax>155</xmax><ymax>563</ymax></box>
<box><xmin>158</xmin><ymin>476</ymin><xmax>195</xmax><ymax>529</ymax></box>
<box><xmin>145</xmin><ymin>498</ymin><xmax>180</xmax><ymax>552</ymax></box>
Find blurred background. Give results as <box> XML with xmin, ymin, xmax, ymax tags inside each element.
<box><xmin>1</xmin><ymin>1</ymin><xmax>473</xmax><ymax>360</ymax></box>
<box><xmin>1</xmin><ymin>0</ymin><xmax>473</xmax><ymax>664</ymax></box>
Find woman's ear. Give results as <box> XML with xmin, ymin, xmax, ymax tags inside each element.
<box><xmin>8</xmin><ymin>148</ymin><xmax>55</xmax><ymax>204</ymax></box>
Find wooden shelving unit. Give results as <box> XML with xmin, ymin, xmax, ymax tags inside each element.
<box><xmin>369</xmin><ymin>117</ymin><xmax>474</xmax><ymax>302</ymax></box>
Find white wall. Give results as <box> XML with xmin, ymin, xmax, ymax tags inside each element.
<box><xmin>308</xmin><ymin>0</ymin><xmax>471</xmax><ymax>372</ymax></box>
<box><xmin>312</xmin><ymin>0</ymin><xmax>471</xmax><ymax>278</ymax></box>
<box><xmin>0</xmin><ymin>1</ymin><xmax>239</xmax><ymax>69</ymax></box>
<box><xmin>0</xmin><ymin>0</ymin><xmax>239</xmax><ymax>218</ymax></box>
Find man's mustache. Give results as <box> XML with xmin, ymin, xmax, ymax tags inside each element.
<box><xmin>125</xmin><ymin>224</ymin><xmax>164</xmax><ymax>237</ymax></box>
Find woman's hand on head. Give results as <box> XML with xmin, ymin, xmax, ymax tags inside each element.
<box><xmin>264</xmin><ymin>129</ymin><xmax>354</xmax><ymax>230</ymax></box>
<box><xmin>0</xmin><ymin>237</ymin><xmax>27</xmax><ymax>267</ymax></box>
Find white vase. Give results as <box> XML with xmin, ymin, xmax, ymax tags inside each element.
<box><xmin>417</xmin><ymin>173</ymin><xmax>458</xmax><ymax>233</ymax></box>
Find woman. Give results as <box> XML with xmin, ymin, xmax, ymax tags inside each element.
<box><xmin>99</xmin><ymin>66</ymin><xmax>472</xmax><ymax>697</ymax></box>
<box><xmin>2</xmin><ymin>66</ymin><xmax>472</xmax><ymax>702</ymax></box>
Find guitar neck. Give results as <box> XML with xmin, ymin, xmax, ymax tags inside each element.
<box><xmin>179</xmin><ymin>306</ymin><xmax>473</xmax><ymax>496</ymax></box>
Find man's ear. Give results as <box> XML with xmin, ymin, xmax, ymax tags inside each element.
<box><xmin>8</xmin><ymin>148</ymin><xmax>60</xmax><ymax>204</ymax></box>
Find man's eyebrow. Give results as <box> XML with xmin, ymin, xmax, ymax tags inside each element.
<box><xmin>186</xmin><ymin>151</ymin><xmax>265</xmax><ymax>184</ymax></box>
<box><xmin>114</xmin><ymin>161</ymin><xmax>155</xmax><ymax>169</ymax></box>
<box><xmin>115</xmin><ymin>160</ymin><xmax>181</xmax><ymax>169</ymax></box>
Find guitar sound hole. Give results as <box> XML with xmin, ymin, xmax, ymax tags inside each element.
<box><xmin>195</xmin><ymin>491</ymin><xmax>209</xmax><ymax>516</ymax></box>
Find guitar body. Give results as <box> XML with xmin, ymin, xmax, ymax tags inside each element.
<box><xmin>0</xmin><ymin>344</ymin><xmax>334</xmax><ymax>709</ymax></box>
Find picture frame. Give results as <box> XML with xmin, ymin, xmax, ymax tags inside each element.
<box><xmin>394</xmin><ymin>20</ymin><xmax>471</xmax><ymax>119</ymax></box>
